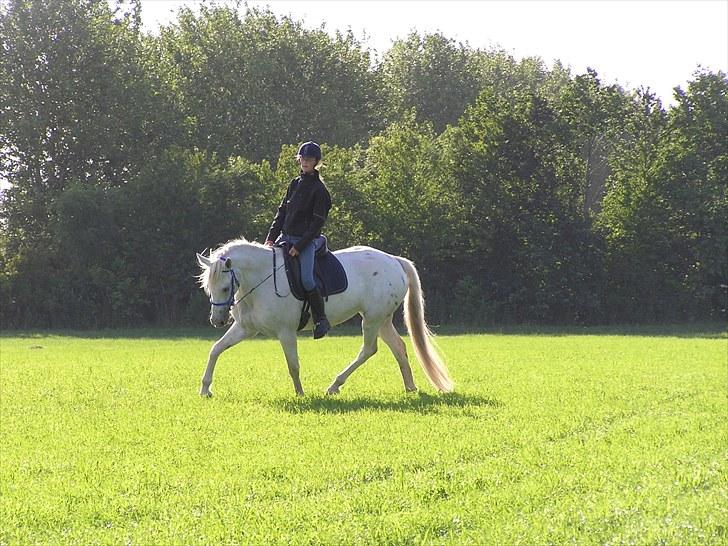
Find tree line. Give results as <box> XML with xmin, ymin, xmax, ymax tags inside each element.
<box><xmin>1</xmin><ymin>0</ymin><xmax>726</xmax><ymax>328</ymax></box>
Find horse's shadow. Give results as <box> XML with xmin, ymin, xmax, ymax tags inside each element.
<box><xmin>271</xmin><ymin>391</ymin><xmax>502</xmax><ymax>414</ymax></box>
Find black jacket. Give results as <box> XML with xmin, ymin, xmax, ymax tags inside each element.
<box><xmin>266</xmin><ymin>170</ymin><xmax>331</xmax><ymax>251</ymax></box>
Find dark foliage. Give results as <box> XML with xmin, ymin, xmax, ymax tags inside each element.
<box><xmin>1</xmin><ymin>0</ymin><xmax>725</xmax><ymax>328</ymax></box>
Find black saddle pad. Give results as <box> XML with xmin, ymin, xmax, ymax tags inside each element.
<box><xmin>278</xmin><ymin>239</ymin><xmax>348</xmax><ymax>301</ymax></box>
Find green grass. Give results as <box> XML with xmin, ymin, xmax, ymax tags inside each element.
<box><xmin>1</xmin><ymin>327</ymin><xmax>726</xmax><ymax>545</ymax></box>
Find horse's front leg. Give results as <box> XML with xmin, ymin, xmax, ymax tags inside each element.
<box><xmin>201</xmin><ymin>321</ymin><xmax>248</xmax><ymax>397</ymax></box>
<box><xmin>277</xmin><ymin>329</ymin><xmax>304</xmax><ymax>396</ymax></box>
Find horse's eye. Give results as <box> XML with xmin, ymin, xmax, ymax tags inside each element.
<box><xmin>223</xmin><ymin>287</ymin><xmax>229</xmax><ymax>293</ymax></box>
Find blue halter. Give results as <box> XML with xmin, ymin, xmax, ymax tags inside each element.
<box><xmin>210</xmin><ymin>257</ymin><xmax>240</xmax><ymax>308</ymax></box>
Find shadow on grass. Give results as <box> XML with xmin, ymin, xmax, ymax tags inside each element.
<box><xmin>270</xmin><ymin>391</ymin><xmax>503</xmax><ymax>415</ymax></box>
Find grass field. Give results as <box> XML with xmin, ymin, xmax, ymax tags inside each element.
<box><xmin>1</xmin><ymin>326</ymin><xmax>726</xmax><ymax>545</ymax></box>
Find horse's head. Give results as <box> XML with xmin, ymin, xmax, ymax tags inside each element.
<box><xmin>197</xmin><ymin>252</ymin><xmax>238</xmax><ymax>328</ymax></box>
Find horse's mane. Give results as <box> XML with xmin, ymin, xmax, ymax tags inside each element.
<box><xmin>197</xmin><ymin>237</ymin><xmax>267</xmax><ymax>294</ymax></box>
<box><xmin>210</xmin><ymin>237</ymin><xmax>267</xmax><ymax>259</ymax></box>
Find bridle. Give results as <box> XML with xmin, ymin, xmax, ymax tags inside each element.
<box><xmin>208</xmin><ymin>254</ymin><xmax>285</xmax><ymax>310</ymax></box>
<box><xmin>209</xmin><ymin>257</ymin><xmax>240</xmax><ymax>309</ymax></box>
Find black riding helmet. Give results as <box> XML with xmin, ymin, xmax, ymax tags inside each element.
<box><xmin>297</xmin><ymin>141</ymin><xmax>322</xmax><ymax>161</ymax></box>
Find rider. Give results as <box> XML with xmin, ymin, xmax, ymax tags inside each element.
<box><xmin>265</xmin><ymin>141</ymin><xmax>332</xmax><ymax>339</ymax></box>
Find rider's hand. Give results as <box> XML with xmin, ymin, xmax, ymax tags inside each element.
<box><xmin>289</xmin><ymin>247</ymin><xmax>300</xmax><ymax>257</ymax></box>
<box><xmin>265</xmin><ymin>240</ymin><xmax>274</xmax><ymax>247</ymax></box>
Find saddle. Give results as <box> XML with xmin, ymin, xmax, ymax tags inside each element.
<box><xmin>275</xmin><ymin>236</ymin><xmax>348</xmax><ymax>330</ymax></box>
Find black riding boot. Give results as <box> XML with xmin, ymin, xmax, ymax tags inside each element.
<box><xmin>306</xmin><ymin>288</ymin><xmax>330</xmax><ymax>339</ymax></box>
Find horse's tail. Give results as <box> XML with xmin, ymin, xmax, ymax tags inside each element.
<box><xmin>396</xmin><ymin>257</ymin><xmax>454</xmax><ymax>393</ymax></box>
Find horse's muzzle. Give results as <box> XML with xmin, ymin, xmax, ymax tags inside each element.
<box><xmin>210</xmin><ymin>312</ymin><xmax>233</xmax><ymax>328</ymax></box>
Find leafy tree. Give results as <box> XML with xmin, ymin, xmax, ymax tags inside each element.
<box><xmin>598</xmin><ymin>71</ymin><xmax>727</xmax><ymax>321</ymax></box>
<box><xmin>667</xmin><ymin>70</ymin><xmax>728</xmax><ymax>318</ymax></box>
<box><xmin>469</xmin><ymin>48</ymin><xmax>571</xmax><ymax>99</ymax></box>
<box><xmin>556</xmin><ymin>69</ymin><xmax>630</xmax><ymax>220</ymax></box>
<box><xmin>0</xmin><ymin>0</ymin><xmax>177</xmax><ymax>233</ymax></box>
<box><xmin>596</xmin><ymin>90</ymin><xmax>670</xmax><ymax>321</ymax></box>
<box><xmin>440</xmin><ymin>85</ymin><xmax>602</xmax><ymax>322</ymax></box>
<box><xmin>155</xmin><ymin>5</ymin><xmax>376</xmax><ymax>163</ymax></box>
<box><xmin>352</xmin><ymin>115</ymin><xmax>440</xmax><ymax>254</ymax></box>
<box><xmin>0</xmin><ymin>0</ymin><xmax>723</xmax><ymax>328</ymax></box>
<box><xmin>1</xmin><ymin>146</ymin><xmax>278</xmax><ymax>328</ymax></box>
<box><xmin>111</xmin><ymin>148</ymin><xmax>276</xmax><ymax>324</ymax></box>
<box><xmin>378</xmin><ymin>32</ymin><xmax>479</xmax><ymax>133</ymax></box>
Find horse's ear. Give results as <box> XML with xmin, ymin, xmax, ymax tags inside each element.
<box><xmin>225</xmin><ymin>257</ymin><xmax>232</xmax><ymax>269</ymax></box>
<box><xmin>197</xmin><ymin>253</ymin><xmax>212</xmax><ymax>268</ymax></box>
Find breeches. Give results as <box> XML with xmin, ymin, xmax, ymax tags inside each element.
<box><xmin>280</xmin><ymin>235</ymin><xmax>321</xmax><ymax>291</ymax></box>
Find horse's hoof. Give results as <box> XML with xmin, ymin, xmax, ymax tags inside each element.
<box><xmin>200</xmin><ymin>390</ymin><xmax>213</xmax><ymax>398</ymax></box>
<box><xmin>326</xmin><ymin>385</ymin><xmax>340</xmax><ymax>395</ymax></box>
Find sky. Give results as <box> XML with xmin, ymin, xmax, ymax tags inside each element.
<box><xmin>137</xmin><ymin>0</ymin><xmax>728</xmax><ymax>107</ymax></box>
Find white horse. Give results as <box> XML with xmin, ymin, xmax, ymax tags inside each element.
<box><xmin>196</xmin><ymin>238</ymin><xmax>453</xmax><ymax>397</ymax></box>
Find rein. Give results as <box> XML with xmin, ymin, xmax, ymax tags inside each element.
<box><xmin>209</xmin><ymin>253</ymin><xmax>285</xmax><ymax>309</ymax></box>
<box><xmin>272</xmin><ymin>246</ymin><xmax>289</xmax><ymax>298</ymax></box>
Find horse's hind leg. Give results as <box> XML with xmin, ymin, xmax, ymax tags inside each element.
<box><xmin>379</xmin><ymin>317</ymin><xmax>417</xmax><ymax>392</ymax></box>
<box><xmin>326</xmin><ymin>319</ymin><xmax>380</xmax><ymax>395</ymax></box>
<box><xmin>201</xmin><ymin>322</ymin><xmax>247</xmax><ymax>397</ymax></box>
